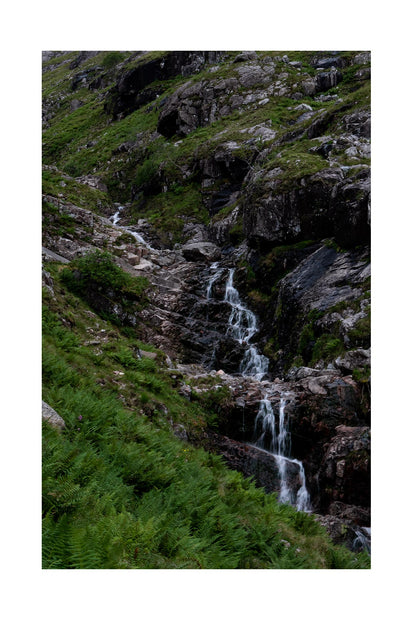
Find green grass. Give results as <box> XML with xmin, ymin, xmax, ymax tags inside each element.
<box><xmin>42</xmin><ymin>168</ymin><xmax>112</xmax><ymax>213</ymax></box>
<box><xmin>42</xmin><ymin>199</ymin><xmax>77</xmax><ymax>238</ymax></box>
<box><xmin>132</xmin><ymin>183</ymin><xmax>209</xmax><ymax>242</ymax></box>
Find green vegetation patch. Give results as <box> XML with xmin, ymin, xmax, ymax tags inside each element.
<box><xmin>42</xmin><ymin>199</ymin><xmax>77</xmax><ymax>238</ymax></box>
<box><xmin>310</xmin><ymin>334</ymin><xmax>345</xmax><ymax>366</ymax></box>
<box><xmin>42</xmin><ymin>168</ymin><xmax>111</xmax><ymax>213</ymax></box>
<box><xmin>133</xmin><ymin>183</ymin><xmax>208</xmax><ymax>243</ymax></box>
<box><xmin>60</xmin><ymin>250</ymin><xmax>148</xmax><ymax>319</ymax></box>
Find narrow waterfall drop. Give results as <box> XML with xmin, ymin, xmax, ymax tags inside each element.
<box><xmin>206</xmin><ymin>264</ymin><xmax>311</xmax><ymax>512</ymax></box>
<box><xmin>224</xmin><ymin>268</ymin><xmax>269</xmax><ymax>380</ymax></box>
<box><xmin>206</xmin><ymin>262</ymin><xmax>225</xmax><ymax>300</ymax></box>
<box><xmin>254</xmin><ymin>396</ymin><xmax>311</xmax><ymax>512</ymax></box>
<box><xmin>110</xmin><ymin>205</ymin><xmax>125</xmax><ymax>226</ymax></box>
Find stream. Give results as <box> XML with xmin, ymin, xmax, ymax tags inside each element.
<box><xmin>206</xmin><ymin>263</ymin><xmax>311</xmax><ymax>512</ymax></box>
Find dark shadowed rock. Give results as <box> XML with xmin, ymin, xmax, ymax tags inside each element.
<box><xmin>315</xmin><ymin>69</ymin><xmax>343</xmax><ymax>92</ymax></box>
<box><xmin>319</xmin><ymin>425</ymin><xmax>370</xmax><ymax>510</ymax></box>
<box><xmin>243</xmin><ymin>166</ymin><xmax>370</xmax><ymax>248</ymax></box>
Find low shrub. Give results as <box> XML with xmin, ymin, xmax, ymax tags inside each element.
<box><xmin>61</xmin><ymin>249</ymin><xmax>148</xmax><ymax>300</ymax></box>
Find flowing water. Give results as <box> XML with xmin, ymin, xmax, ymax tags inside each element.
<box><xmin>110</xmin><ymin>205</ymin><xmax>125</xmax><ymax>226</ymax></box>
<box><xmin>223</xmin><ymin>268</ymin><xmax>269</xmax><ymax>380</ymax></box>
<box><xmin>206</xmin><ymin>263</ymin><xmax>311</xmax><ymax>511</ymax></box>
<box><xmin>110</xmin><ymin>205</ymin><xmax>153</xmax><ymax>249</ymax></box>
<box><xmin>352</xmin><ymin>527</ymin><xmax>371</xmax><ymax>554</ymax></box>
<box><xmin>254</xmin><ymin>395</ymin><xmax>311</xmax><ymax>511</ymax></box>
<box><xmin>206</xmin><ymin>262</ymin><xmax>225</xmax><ymax>300</ymax></box>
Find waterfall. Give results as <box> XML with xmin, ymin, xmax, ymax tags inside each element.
<box><xmin>254</xmin><ymin>396</ymin><xmax>311</xmax><ymax>512</ymax></box>
<box><xmin>206</xmin><ymin>264</ymin><xmax>311</xmax><ymax>513</ymax></box>
<box><xmin>352</xmin><ymin>527</ymin><xmax>371</xmax><ymax>554</ymax></box>
<box><xmin>110</xmin><ymin>205</ymin><xmax>153</xmax><ymax>250</ymax></box>
<box><xmin>110</xmin><ymin>205</ymin><xmax>125</xmax><ymax>226</ymax></box>
<box><xmin>223</xmin><ymin>268</ymin><xmax>269</xmax><ymax>380</ymax></box>
<box><xmin>206</xmin><ymin>262</ymin><xmax>225</xmax><ymax>300</ymax></box>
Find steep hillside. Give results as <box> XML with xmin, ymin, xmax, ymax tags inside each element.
<box><xmin>42</xmin><ymin>50</ymin><xmax>371</xmax><ymax>568</ymax></box>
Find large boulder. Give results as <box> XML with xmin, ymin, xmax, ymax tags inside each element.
<box><xmin>182</xmin><ymin>242</ymin><xmax>221</xmax><ymax>263</ymax></box>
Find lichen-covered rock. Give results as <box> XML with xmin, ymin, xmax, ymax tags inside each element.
<box><xmin>42</xmin><ymin>401</ymin><xmax>66</xmax><ymax>430</ymax></box>
<box><xmin>335</xmin><ymin>348</ymin><xmax>370</xmax><ymax>373</ymax></box>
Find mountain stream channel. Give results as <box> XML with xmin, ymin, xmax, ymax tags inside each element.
<box><xmin>108</xmin><ymin>207</ymin><xmax>370</xmax><ymax>554</ymax></box>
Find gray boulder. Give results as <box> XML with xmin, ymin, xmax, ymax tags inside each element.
<box><xmin>42</xmin><ymin>401</ymin><xmax>66</xmax><ymax>430</ymax></box>
<box><xmin>182</xmin><ymin>241</ymin><xmax>221</xmax><ymax>262</ymax></box>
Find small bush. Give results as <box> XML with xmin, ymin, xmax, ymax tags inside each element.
<box><xmin>61</xmin><ymin>250</ymin><xmax>147</xmax><ymax>300</ymax></box>
<box><xmin>311</xmin><ymin>334</ymin><xmax>344</xmax><ymax>365</ymax></box>
<box><xmin>102</xmin><ymin>52</ymin><xmax>125</xmax><ymax>69</ymax></box>
<box><xmin>114</xmin><ymin>232</ymin><xmax>137</xmax><ymax>246</ymax></box>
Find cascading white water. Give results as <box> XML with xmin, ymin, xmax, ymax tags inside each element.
<box><xmin>110</xmin><ymin>205</ymin><xmax>153</xmax><ymax>249</ymax></box>
<box><xmin>110</xmin><ymin>205</ymin><xmax>125</xmax><ymax>226</ymax></box>
<box><xmin>352</xmin><ymin>527</ymin><xmax>371</xmax><ymax>554</ymax></box>
<box><xmin>254</xmin><ymin>395</ymin><xmax>311</xmax><ymax>512</ymax></box>
<box><xmin>224</xmin><ymin>268</ymin><xmax>269</xmax><ymax>380</ymax></box>
<box><xmin>206</xmin><ymin>264</ymin><xmax>311</xmax><ymax>512</ymax></box>
<box><xmin>206</xmin><ymin>262</ymin><xmax>225</xmax><ymax>300</ymax></box>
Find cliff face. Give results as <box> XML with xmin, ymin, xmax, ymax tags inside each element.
<box><xmin>42</xmin><ymin>50</ymin><xmax>371</xmax><ymax>553</ymax></box>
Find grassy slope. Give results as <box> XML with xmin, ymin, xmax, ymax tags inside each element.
<box><xmin>42</xmin><ymin>263</ymin><xmax>369</xmax><ymax>569</ymax></box>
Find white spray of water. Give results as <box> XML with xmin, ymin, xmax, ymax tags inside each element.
<box><xmin>352</xmin><ymin>527</ymin><xmax>371</xmax><ymax>554</ymax></box>
<box><xmin>223</xmin><ymin>268</ymin><xmax>269</xmax><ymax>380</ymax></box>
<box><xmin>206</xmin><ymin>262</ymin><xmax>225</xmax><ymax>299</ymax></box>
<box><xmin>254</xmin><ymin>395</ymin><xmax>311</xmax><ymax>512</ymax></box>
<box><xmin>110</xmin><ymin>205</ymin><xmax>153</xmax><ymax>250</ymax></box>
<box><xmin>110</xmin><ymin>205</ymin><xmax>125</xmax><ymax>226</ymax></box>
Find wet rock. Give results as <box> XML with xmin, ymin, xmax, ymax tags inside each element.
<box><xmin>243</xmin><ymin>165</ymin><xmax>369</xmax><ymax>248</ymax></box>
<box><xmin>275</xmin><ymin>245</ymin><xmax>370</xmax><ymax>368</ymax></box>
<box><xmin>315</xmin><ymin>68</ymin><xmax>343</xmax><ymax>92</ymax></box>
<box><xmin>199</xmin><ymin>431</ymin><xmax>302</xmax><ymax>497</ymax></box>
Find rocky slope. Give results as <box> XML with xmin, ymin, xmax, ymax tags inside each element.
<box><xmin>42</xmin><ymin>50</ymin><xmax>371</xmax><ymax>552</ymax></box>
